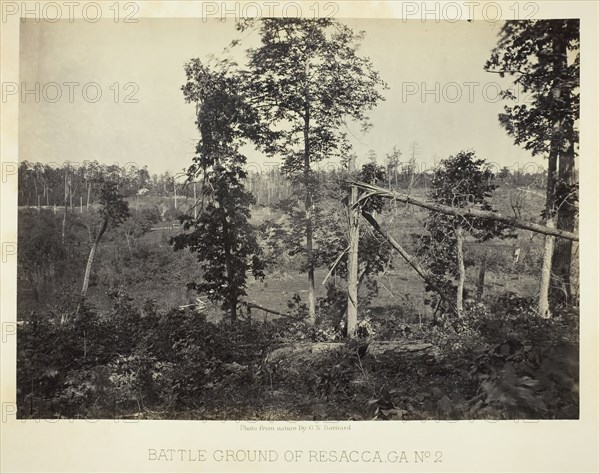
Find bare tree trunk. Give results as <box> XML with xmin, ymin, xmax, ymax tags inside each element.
<box><xmin>87</xmin><ymin>182</ymin><xmax>91</xmax><ymax>210</ymax></box>
<box><xmin>455</xmin><ymin>227</ymin><xmax>465</xmax><ymax>317</ymax></box>
<box><xmin>62</xmin><ymin>171</ymin><xmax>68</xmax><ymax>245</ymax></box>
<box><xmin>538</xmin><ymin>144</ymin><xmax>558</xmax><ymax>318</ymax></box>
<box><xmin>346</xmin><ymin>166</ymin><xmax>359</xmax><ymax>338</ymax></box>
<box><xmin>80</xmin><ymin>217</ymin><xmax>108</xmax><ymax>308</ymax></box>
<box><xmin>304</xmin><ymin>112</ymin><xmax>316</xmax><ymax>324</ymax></box>
<box><xmin>476</xmin><ymin>255</ymin><xmax>487</xmax><ymax>301</ymax></box>
<box><xmin>124</xmin><ymin>232</ymin><xmax>133</xmax><ymax>257</ymax></box>
<box><xmin>539</xmin><ymin>218</ymin><xmax>555</xmax><ymax>319</ymax></box>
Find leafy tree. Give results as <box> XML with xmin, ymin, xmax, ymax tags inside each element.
<box><xmin>237</xmin><ymin>18</ymin><xmax>387</xmax><ymax>323</ymax></box>
<box><xmin>171</xmin><ymin>60</ymin><xmax>265</xmax><ymax>322</ymax></box>
<box><xmin>485</xmin><ymin>20</ymin><xmax>579</xmax><ymax>310</ymax></box>
<box><xmin>418</xmin><ymin>151</ymin><xmax>515</xmax><ymax>317</ymax></box>
<box><xmin>79</xmin><ymin>180</ymin><xmax>129</xmax><ymax>311</ymax></box>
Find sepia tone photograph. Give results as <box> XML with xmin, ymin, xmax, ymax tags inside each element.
<box><xmin>13</xmin><ymin>11</ymin><xmax>581</xmax><ymax>425</ymax></box>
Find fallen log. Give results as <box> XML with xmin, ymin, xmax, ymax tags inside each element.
<box><xmin>245</xmin><ymin>302</ymin><xmax>301</xmax><ymax>321</ymax></box>
<box><xmin>267</xmin><ymin>341</ymin><xmax>439</xmax><ymax>362</ymax></box>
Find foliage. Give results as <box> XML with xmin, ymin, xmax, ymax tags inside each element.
<box><xmin>97</xmin><ymin>180</ymin><xmax>130</xmax><ymax>227</ymax></box>
<box><xmin>417</xmin><ymin>151</ymin><xmax>516</xmax><ymax>307</ymax></box>
<box><xmin>172</xmin><ymin>60</ymin><xmax>265</xmax><ymax>321</ymax></box>
<box><xmin>484</xmin><ymin>20</ymin><xmax>579</xmax><ymax>158</ymax></box>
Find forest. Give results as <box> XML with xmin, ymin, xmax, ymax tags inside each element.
<box><xmin>16</xmin><ymin>18</ymin><xmax>579</xmax><ymax>420</ymax></box>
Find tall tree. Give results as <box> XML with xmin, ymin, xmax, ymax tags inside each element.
<box><xmin>485</xmin><ymin>20</ymin><xmax>579</xmax><ymax>311</ymax></box>
<box><xmin>172</xmin><ymin>60</ymin><xmax>265</xmax><ymax>322</ymax></box>
<box><xmin>237</xmin><ymin>18</ymin><xmax>387</xmax><ymax>323</ymax></box>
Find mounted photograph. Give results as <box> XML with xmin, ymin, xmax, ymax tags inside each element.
<box><xmin>15</xmin><ymin>16</ymin><xmax>579</xmax><ymax>421</ymax></box>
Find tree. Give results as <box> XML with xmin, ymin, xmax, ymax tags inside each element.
<box><xmin>485</xmin><ymin>20</ymin><xmax>579</xmax><ymax>312</ymax></box>
<box><xmin>367</xmin><ymin>149</ymin><xmax>378</xmax><ymax>165</ymax></box>
<box><xmin>385</xmin><ymin>146</ymin><xmax>401</xmax><ymax>189</ymax></box>
<box><xmin>237</xmin><ymin>18</ymin><xmax>387</xmax><ymax>323</ymax></box>
<box><xmin>172</xmin><ymin>60</ymin><xmax>265</xmax><ymax>322</ymax></box>
<box><xmin>79</xmin><ymin>180</ymin><xmax>129</xmax><ymax>311</ymax></box>
<box><xmin>418</xmin><ymin>151</ymin><xmax>515</xmax><ymax>317</ymax></box>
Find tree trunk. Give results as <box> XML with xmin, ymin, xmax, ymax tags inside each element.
<box><xmin>455</xmin><ymin>227</ymin><xmax>465</xmax><ymax>317</ymax></box>
<box><xmin>549</xmin><ymin>34</ymin><xmax>577</xmax><ymax>306</ymax></box>
<box><xmin>476</xmin><ymin>255</ymin><xmax>487</xmax><ymax>301</ymax></box>
<box><xmin>62</xmin><ymin>171</ymin><xmax>68</xmax><ymax>245</ymax></box>
<box><xmin>304</xmin><ymin>111</ymin><xmax>316</xmax><ymax>324</ymax></box>
<box><xmin>124</xmin><ymin>232</ymin><xmax>133</xmax><ymax>257</ymax></box>
<box><xmin>87</xmin><ymin>182</ymin><xmax>91</xmax><ymax>210</ymax></box>
<box><xmin>221</xmin><ymin>214</ymin><xmax>237</xmax><ymax>323</ymax></box>
<box><xmin>552</xmin><ymin>138</ymin><xmax>576</xmax><ymax>304</ymax></box>
<box><xmin>80</xmin><ymin>217</ymin><xmax>108</xmax><ymax>305</ymax></box>
<box><xmin>346</xmin><ymin>168</ymin><xmax>359</xmax><ymax>338</ymax></box>
<box><xmin>537</xmin><ymin>138</ymin><xmax>559</xmax><ymax>319</ymax></box>
<box><xmin>539</xmin><ymin>218</ymin><xmax>555</xmax><ymax>319</ymax></box>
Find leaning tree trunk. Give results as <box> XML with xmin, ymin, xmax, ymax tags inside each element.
<box><xmin>455</xmin><ymin>227</ymin><xmax>465</xmax><ymax>317</ymax></box>
<box><xmin>361</xmin><ymin>211</ymin><xmax>451</xmax><ymax>308</ymax></box>
<box><xmin>79</xmin><ymin>216</ymin><xmax>108</xmax><ymax>310</ymax></box>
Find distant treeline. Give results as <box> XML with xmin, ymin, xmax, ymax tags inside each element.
<box><xmin>17</xmin><ymin>160</ymin><xmax>546</xmax><ymax>209</ymax></box>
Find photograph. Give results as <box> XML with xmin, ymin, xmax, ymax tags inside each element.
<box><xmin>1</xmin><ymin>2</ymin><xmax>598</xmax><ymax>473</ymax></box>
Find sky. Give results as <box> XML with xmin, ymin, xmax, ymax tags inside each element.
<box><xmin>19</xmin><ymin>18</ymin><xmax>544</xmax><ymax>178</ymax></box>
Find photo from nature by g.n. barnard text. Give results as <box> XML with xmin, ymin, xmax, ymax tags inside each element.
<box><xmin>16</xmin><ymin>15</ymin><xmax>580</xmax><ymax>421</ymax></box>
